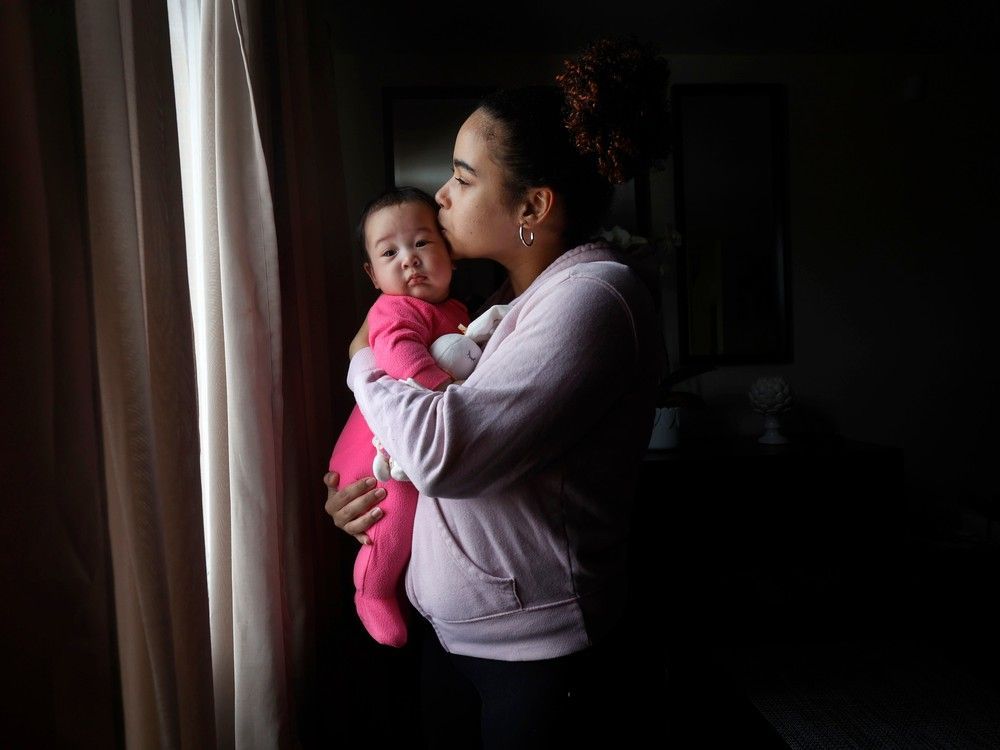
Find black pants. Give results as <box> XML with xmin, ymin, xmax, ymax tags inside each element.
<box><xmin>416</xmin><ymin>615</ymin><xmax>638</xmax><ymax>750</ymax></box>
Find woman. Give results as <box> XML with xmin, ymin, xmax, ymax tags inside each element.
<box><xmin>325</xmin><ymin>38</ymin><xmax>670</xmax><ymax>747</ymax></box>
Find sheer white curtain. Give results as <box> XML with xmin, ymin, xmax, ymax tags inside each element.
<box><xmin>166</xmin><ymin>0</ymin><xmax>298</xmax><ymax>747</ymax></box>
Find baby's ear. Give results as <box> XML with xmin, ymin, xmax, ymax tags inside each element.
<box><xmin>363</xmin><ymin>262</ymin><xmax>379</xmax><ymax>289</ymax></box>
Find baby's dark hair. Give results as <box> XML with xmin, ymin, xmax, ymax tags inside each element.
<box><xmin>356</xmin><ymin>185</ymin><xmax>439</xmax><ymax>260</ymax></box>
<box><xmin>477</xmin><ymin>36</ymin><xmax>670</xmax><ymax>247</ymax></box>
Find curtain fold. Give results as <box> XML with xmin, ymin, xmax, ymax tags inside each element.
<box><xmin>167</xmin><ymin>0</ymin><xmax>356</xmax><ymax>745</ymax></box>
<box><xmin>269</xmin><ymin>0</ymin><xmax>359</xmax><ymax>742</ymax></box>
<box><xmin>206</xmin><ymin>0</ymin><xmax>291</xmax><ymax>743</ymax></box>
<box><xmin>74</xmin><ymin>0</ymin><xmax>215</xmax><ymax>746</ymax></box>
<box><xmin>1</xmin><ymin>2</ymin><xmax>122</xmax><ymax>746</ymax></box>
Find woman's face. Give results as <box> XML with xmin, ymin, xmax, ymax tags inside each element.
<box><xmin>435</xmin><ymin>109</ymin><xmax>520</xmax><ymax>262</ymax></box>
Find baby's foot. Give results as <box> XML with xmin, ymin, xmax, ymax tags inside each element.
<box><xmin>372</xmin><ymin>454</ymin><xmax>391</xmax><ymax>483</ymax></box>
<box><xmin>355</xmin><ymin>592</ymin><xmax>408</xmax><ymax>648</ymax></box>
<box><xmin>371</xmin><ymin>436</ymin><xmax>391</xmax><ymax>482</ymax></box>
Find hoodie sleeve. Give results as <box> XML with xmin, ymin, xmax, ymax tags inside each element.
<box><xmin>348</xmin><ymin>270</ymin><xmax>653</xmax><ymax>498</ymax></box>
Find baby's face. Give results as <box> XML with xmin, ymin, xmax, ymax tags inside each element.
<box><xmin>363</xmin><ymin>202</ymin><xmax>452</xmax><ymax>304</ymax></box>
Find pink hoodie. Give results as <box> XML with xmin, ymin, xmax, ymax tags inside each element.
<box><xmin>347</xmin><ymin>242</ymin><xmax>661</xmax><ymax>660</ymax></box>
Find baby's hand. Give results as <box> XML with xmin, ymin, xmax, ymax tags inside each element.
<box><xmin>349</xmin><ymin>316</ymin><xmax>370</xmax><ymax>358</ymax></box>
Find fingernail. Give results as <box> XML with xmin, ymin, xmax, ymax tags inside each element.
<box><xmin>361</xmin><ymin>536</ymin><xmax>371</xmax><ymax>546</ymax></box>
<box><xmin>365</xmin><ymin>478</ymin><xmax>376</xmax><ymax>487</ymax></box>
<box><xmin>374</xmin><ymin>488</ymin><xmax>386</xmax><ymax>499</ymax></box>
<box><xmin>371</xmin><ymin>507</ymin><xmax>383</xmax><ymax>519</ymax></box>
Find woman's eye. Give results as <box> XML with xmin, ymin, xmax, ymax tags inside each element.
<box><xmin>453</xmin><ymin>175</ymin><xmax>468</xmax><ymax>186</ymax></box>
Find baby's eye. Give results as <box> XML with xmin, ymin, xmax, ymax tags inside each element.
<box><xmin>415</xmin><ymin>239</ymin><xmax>430</xmax><ymax>248</ymax></box>
<box><xmin>381</xmin><ymin>247</ymin><xmax>397</xmax><ymax>258</ymax></box>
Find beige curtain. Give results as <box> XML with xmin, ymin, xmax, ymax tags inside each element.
<box><xmin>1</xmin><ymin>3</ymin><xmax>123</xmax><ymax>747</ymax></box>
<box><xmin>73</xmin><ymin>0</ymin><xmax>216</xmax><ymax>746</ymax></box>
<box><xmin>3</xmin><ymin>0</ymin><xmax>355</xmax><ymax>745</ymax></box>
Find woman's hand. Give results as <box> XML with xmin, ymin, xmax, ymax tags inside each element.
<box><xmin>323</xmin><ymin>471</ymin><xmax>386</xmax><ymax>546</ymax></box>
<box><xmin>349</xmin><ymin>317</ymin><xmax>370</xmax><ymax>359</ymax></box>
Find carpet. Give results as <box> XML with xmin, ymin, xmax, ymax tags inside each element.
<box><xmin>720</xmin><ymin>638</ymin><xmax>1000</xmax><ymax>750</ymax></box>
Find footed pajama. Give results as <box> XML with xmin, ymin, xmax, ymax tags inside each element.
<box><xmin>329</xmin><ymin>404</ymin><xmax>416</xmax><ymax>647</ymax></box>
<box><xmin>328</xmin><ymin>294</ymin><xmax>469</xmax><ymax>647</ymax></box>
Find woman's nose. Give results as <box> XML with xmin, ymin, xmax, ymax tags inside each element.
<box><xmin>435</xmin><ymin>182</ymin><xmax>449</xmax><ymax>208</ymax></box>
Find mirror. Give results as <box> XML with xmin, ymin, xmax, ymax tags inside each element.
<box><xmin>671</xmin><ymin>84</ymin><xmax>792</xmax><ymax>365</ymax></box>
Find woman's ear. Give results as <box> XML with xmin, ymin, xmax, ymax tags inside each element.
<box><xmin>519</xmin><ymin>186</ymin><xmax>556</xmax><ymax>229</ymax></box>
<box><xmin>363</xmin><ymin>263</ymin><xmax>379</xmax><ymax>289</ymax></box>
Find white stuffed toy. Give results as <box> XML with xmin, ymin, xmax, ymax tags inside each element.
<box><xmin>372</xmin><ymin>304</ymin><xmax>510</xmax><ymax>483</ymax></box>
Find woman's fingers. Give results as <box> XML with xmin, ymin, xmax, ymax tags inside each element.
<box><xmin>323</xmin><ymin>472</ymin><xmax>386</xmax><ymax>545</ymax></box>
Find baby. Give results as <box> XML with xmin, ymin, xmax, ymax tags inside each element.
<box><xmin>328</xmin><ymin>186</ymin><xmax>469</xmax><ymax>647</ymax></box>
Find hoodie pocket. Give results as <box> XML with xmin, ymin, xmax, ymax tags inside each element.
<box><xmin>410</xmin><ymin>502</ymin><xmax>523</xmax><ymax>623</ymax></box>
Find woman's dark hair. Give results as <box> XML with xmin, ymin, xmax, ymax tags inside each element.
<box><xmin>477</xmin><ymin>36</ymin><xmax>670</xmax><ymax>247</ymax></box>
<box><xmin>356</xmin><ymin>185</ymin><xmax>439</xmax><ymax>260</ymax></box>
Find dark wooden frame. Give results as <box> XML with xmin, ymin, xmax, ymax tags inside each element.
<box><xmin>672</xmin><ymin>84</ymin><xmax>792</xmax><ymax>366</ymax></box>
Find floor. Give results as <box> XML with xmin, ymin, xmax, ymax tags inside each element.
<box><xmin>646</xmin><ymin>514</ymin><xmax>1000</xmax><ymax>748</ymax></box>
<box><xmin>720</xmin><ymin>638</ymin><xmax>1000</xmax><ymax>749</ymax></box>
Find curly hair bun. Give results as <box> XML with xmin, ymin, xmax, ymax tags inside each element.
<box><xmin>556</xmin><ymin>36</ymin><xmax>671</xmax><ymax>185</ymax></box>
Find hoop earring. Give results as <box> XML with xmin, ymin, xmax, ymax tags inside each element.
<box><xmin>519</xmin><ymin>223</ymin><xmax>534</xmax><ymax>248</ymax></box>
